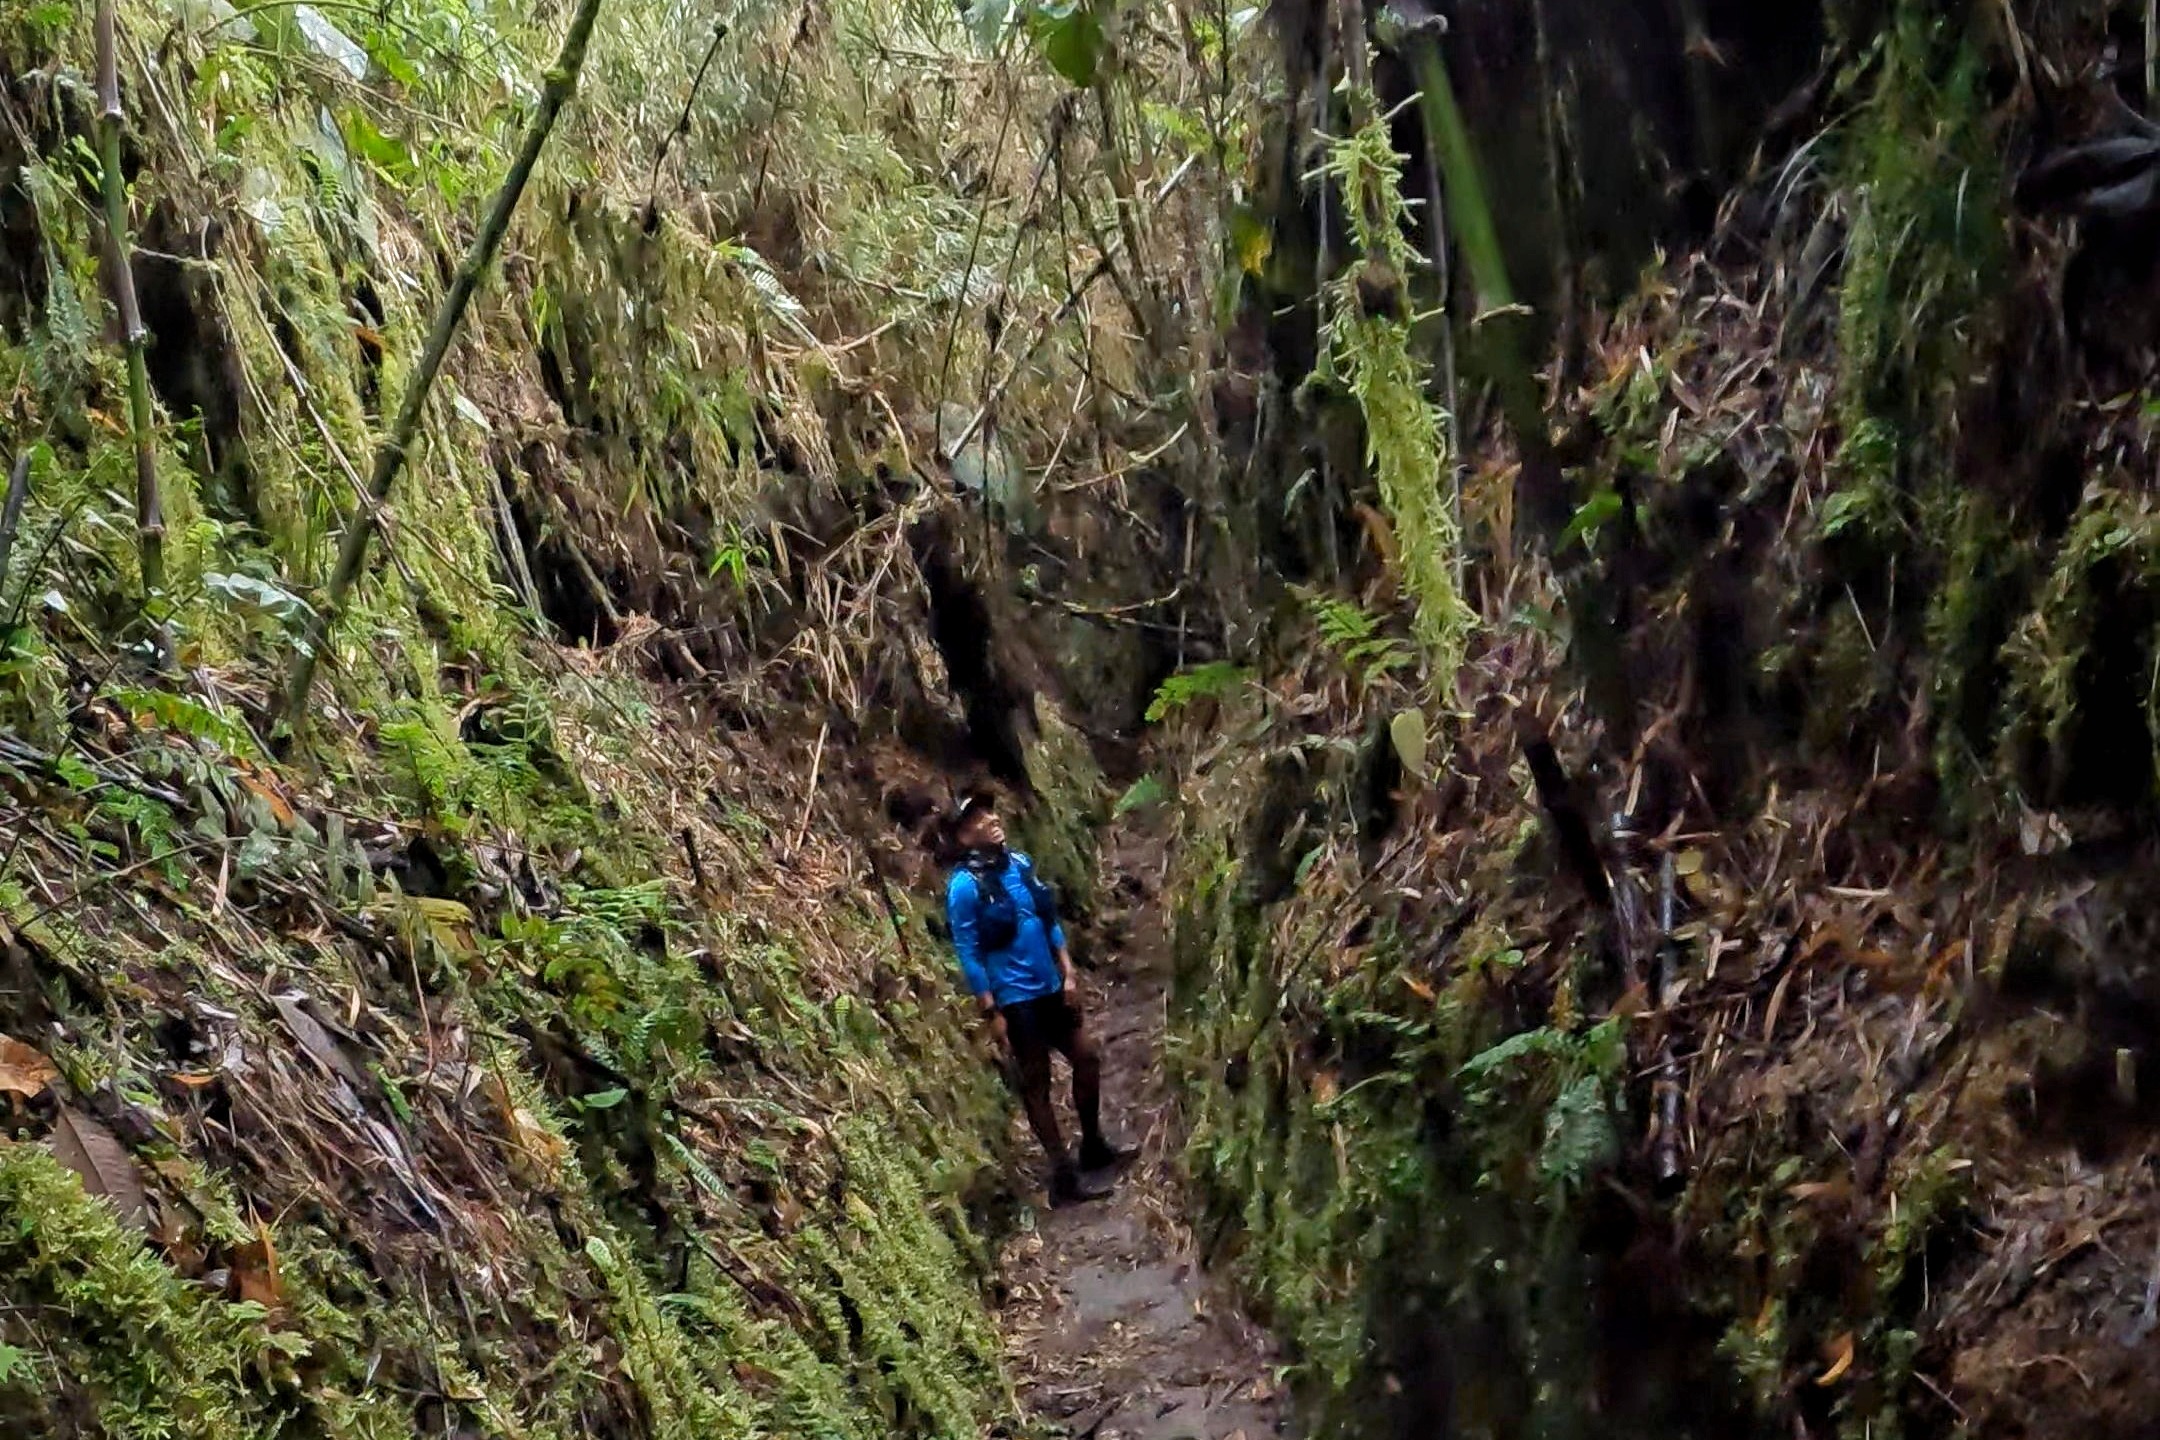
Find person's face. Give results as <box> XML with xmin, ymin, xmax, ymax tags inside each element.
<box><xmin>957</xmin><ymin>807</ymin><xmax>1005</xmax><ymax>849</ymax></box>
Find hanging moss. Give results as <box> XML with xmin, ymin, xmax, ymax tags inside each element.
<box><xmin>1318</xmin><ymin>115</ymin><xmax>1471</xmax><ymax>673</ymax></box>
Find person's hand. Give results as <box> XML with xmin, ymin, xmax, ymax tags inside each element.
<box><xmin>987</xmin><ymin>1010</ymin><xmax>1010</xmax><ymax>1053</ymax></box>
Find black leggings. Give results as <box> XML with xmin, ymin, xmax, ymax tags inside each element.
<box><xmin>1000</xmin><ymin>992</ymin><xmax>1103</xmax><ymax>1162</ymax></box>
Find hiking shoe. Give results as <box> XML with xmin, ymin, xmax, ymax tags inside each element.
<box><xmin>1050</xmin><ymin>1162</ymin><xmax>1112</xmax><ymax>1206</ymax></box>
<box><xmin>1076</xmin><ymin>1136</ymin><xmax>1135</xmax><ymax>1173</ymax></box>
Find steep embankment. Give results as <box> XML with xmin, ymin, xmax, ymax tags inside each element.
<box><xmin>1150</xmin><ymin>5</ymin><xmax>2160</xmax><ymax>1440</ymax></box>
<box><xmin>0</xmin><ymin>680</ymin><xmax>1028</xmax><ymax>1436</ymax></box>
<box><xmin>0</xmin><ymin>0</ymin><xmax>1204</xmax><ymax>1433</ymax></box>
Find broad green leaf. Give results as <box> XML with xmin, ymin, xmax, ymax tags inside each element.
<box><xmin>1113</xmin><ymin>773</ymin><xmax>1170</xmax><ymax>817</ymax></box>
<box><xmin>1389</xmin><ymin>708</ymin><xmax>1427</xmax><ymax>777</ymax></box>
<box><xmin>1230</xmin><ymin>206</ymin><xmax>1273</xmax><ymax>277</ymax></box>
<box><xmin>342</xmin><ymin>111</ymin><xmax>417</xmax><ymax>185</ymax></box>
<box><xmin>1028</xmin><ymin>0</ymin><xmax>1104</xmax><ymax>87</ymax></box>
<box><xmin>1559</xmin><ymin>488</ymin><xmax>1623</xmax><ymax>550</ymax></box>
<box><xmin>363</xmin><ymin>29</ymin><xmax>423</xmax><ymax>88</ymax></box>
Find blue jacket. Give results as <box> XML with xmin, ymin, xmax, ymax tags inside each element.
<box><xmin>945</xmin><ymin>851</ymin><xmax>1066</xmax><ymax>1007</ymax></box>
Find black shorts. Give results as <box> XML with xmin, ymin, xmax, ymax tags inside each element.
<box><xmin>1001</xmin><ymin>991</ymin><xmax>1080</xmax><ymax>1068</ymax></box>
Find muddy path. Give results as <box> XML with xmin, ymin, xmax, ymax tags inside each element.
<box><xmin>994</xmin><ymin>825</ymin><xmax>1294</xmax><ymax>1440</ymax></box>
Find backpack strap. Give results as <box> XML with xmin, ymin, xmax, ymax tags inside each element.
<box><xmin>1011</xmin><ymin>852</ymin><xmax>1059</xmax><ymax>929</ymax></box>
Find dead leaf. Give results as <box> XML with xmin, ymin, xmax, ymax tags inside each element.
<box><xmin>410</xmin><ymin>896</ymin><xmax>476</xmax><ymax>955</ymax></box>
<box><xmin>0</xmin><ymin>1036</ymin><xmax>58</xmax><ymax>1100</ymax></box>
<box><xmin>1926</xmin><ymin>938</ymin><xmax>1969</xmax><ymax>989</ymax></box>
<box><xmin>234</xmin><ymin>1218</ymin><xmax>282</xmax><ymax>1309</ymax></box>
<box><xmin>48</xmin><ymin>1107</ymin><xmax>149</xmax><ymax>1229</ymax></box>
<box><xmin>1761</xmin><ymin>966</ymin><xmax>1797</xmax><ymax>1043</ymax></box>
<box><xmin>484</xmin><ymin>1074</ymin><xmax>567</xmax><ymax>1178</ymax></box>
<box><xmin>237</xmin><ymin>769</ymin><xmax>296</xmax><ymax>828</ymax></box>
<box><xmin>1816</xmin><ymin>1331</ymin><xmax>1855</xmax><ymax>1385</ymax></box>
<box><xmin>273</xmin><ymin>994</ymin><xmax>366</xmax><ymax>1089</ymax></box>
<box><xmin>1789</xmin><ymin>1177</ymin><xmax>1853</xmax><ymax>1209</ymax></box>
<box><xmin>154</xmin><ymin>1199</ymin><xmax>203</xmax><ymax>1273</ymax></box>
<box><xmin>1351</xmin><ymin>502</ymin><xmax>1399</xmax><ymax>569</ymax></box>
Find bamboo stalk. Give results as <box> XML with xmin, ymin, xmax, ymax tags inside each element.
<box><xmin>281</xmin><ymin>0</ymin><xmax>609</xmax><ymax>730</ymax></box>
<box><xmin>94</xmin><ymin>0</ymin><xmax>166</xmax><ymax>615</ymax></box>
<box><xmin>1405</xmin><ymin>40</ymin><xmax>1568</xmax><ymax>544</ymax></box>
<box><xmin>0</xmin><ymin>450</ymin><xmax>30</xmax><ymax>599</ymax></box>
<box><xmin>641</xmin><ymin>19</ymin><xmax>728</xmax><ymax>228</ymax></box>
<box><xmin>1402</xmin><ymin>28</ymin><xmax>1635</xmax><ymax>735</ymax></box>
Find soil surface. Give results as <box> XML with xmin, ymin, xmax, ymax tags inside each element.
<box><xmin>996</xmin><ymin>828</ymin><xmax>1294</xmax><ymax>1440</ymax></box>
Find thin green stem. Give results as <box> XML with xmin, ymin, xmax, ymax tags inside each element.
<box><xmin>95</xmin><ymin>0</ymin><xmax>166</xmax><ymax>623</ymax></box>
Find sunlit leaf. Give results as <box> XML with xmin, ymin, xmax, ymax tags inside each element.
<box><xmin>1389</xmin><ymin>708</ymin><xmax>1428</xmax><ymax>777</ymax></box>
<box><xmin>1559</xmin><ymin>488</ymin><xmax>1623</xmax><ymax>550</ymax></box>
<box><xmin>1231</xmin><ymin>206</ymin><xmax>1273</xmax><ymax>277</ymax></box>
<box><xmin>1028</xmin><ymin>0</ymin><xmax>1105</xmax><ymax>87</ymax></box>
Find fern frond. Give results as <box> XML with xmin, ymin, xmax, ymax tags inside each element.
<box><xmin>1145</xmin><ymin>662</ymin><xmax>1251</xmax><ymax>723</ymax></box>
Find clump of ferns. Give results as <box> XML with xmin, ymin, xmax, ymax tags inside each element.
<box><xmin>1314</xmin><ymin>112</ymin><xmax>1471</xmax><ymax>677</ymax></box>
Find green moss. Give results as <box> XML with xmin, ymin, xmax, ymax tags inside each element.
<box><xmin>0</xmin><ymin>1145</ymin><xmax>398</xmax><ymax>1437</ymax></box>
<box><xmin>1926</xmin><ymin>491</ymin><xmax>2027</xmax><ymax>821</ymax></box>
<box><xmin>1318</xmin><ymin>116</ymin><xmax>1471</xmax><ymax>670</ymax></box>
<box><xmin>1834</xmin><ymin>4</ymin><xmax>2003</xmax><ymax>455</ymax></box>
<box><xmin>1997</xmin><ymin>497</ymin><xmax>2160</xmax><ymax>802</ymax></box>
<box><xmin>1164</xmin><ymin>735</ymin><xmax>1630</xmax><ymax>1436</ymax></box>
<box><xmin>1016</xmin><ymin>694</ymin><xmax>1106</xmax><ymax>917</ymax></box>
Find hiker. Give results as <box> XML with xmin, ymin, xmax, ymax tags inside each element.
<box><xmin>942</xmin><ymin>792</ymin><xmax>1119</xmax><ymax>1203</ymax></box>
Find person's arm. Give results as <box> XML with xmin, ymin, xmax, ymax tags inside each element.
<box><xmin>948</xmin><ymin>873</ymin><xmax>1006</xmax><ymax>1044</ymax></box>
<box><xmin>1029</xmin><ymin>857</ymin><xmax>1077</xmax><ymax>994</ymax></box>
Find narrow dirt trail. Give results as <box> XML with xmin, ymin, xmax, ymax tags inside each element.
<box><xmin>995</xmin><ymin>824</ymin><xmax>1294</xmax><ymax>1440</ymax></box>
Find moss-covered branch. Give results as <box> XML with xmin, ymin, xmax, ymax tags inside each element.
<box><xmin>281</xmin><ymin>0</ymin><xmax>609</xmax><ymax>730</ymax></box>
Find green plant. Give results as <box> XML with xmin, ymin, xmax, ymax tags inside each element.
<box><xmin>707</xmin><ymin>524</ymin><xmax>772</xmax><ymax>592</ymax></box>
<box><xmin>1459</xmin><ymin>1016</ymin><xmax>1625</xmax><ymax>1205</ymax></box>
<box><xmin>1112</xmin><ymin>773</ymin><xmax>1171</xmax><ymax>817</ymax></box>
<box><xmin>1301</xmin><ymin>588</ymin><xmax>1415</xmax><ymax>688</ymax></box>
<box><xmin>1145</xmin><ymin>661</ymin><xmax>1252</xmax><ymax>722</ymax></box>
